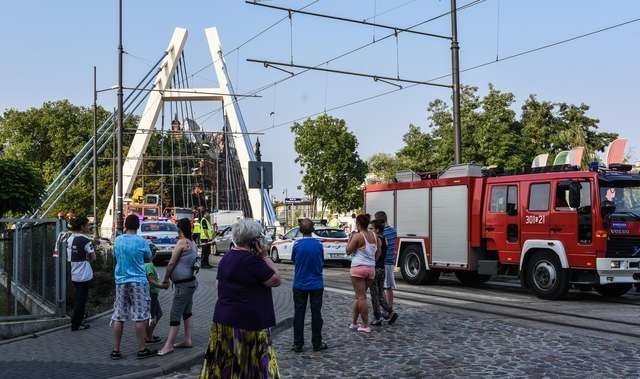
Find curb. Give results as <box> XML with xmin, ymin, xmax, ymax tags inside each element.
<box><xmin>110</xmin><ymin>316</ymin><xmax>294</xmax><ymax>379</ymax></box>
<box><xmin>0</xmin><ymin>308</ymin><xmax>114</xmax><ymax>346</ymax></box>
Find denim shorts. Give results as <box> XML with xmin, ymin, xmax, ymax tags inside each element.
<box><xmin>111</xmin><ymin>282</ymin><xmax>151</xmax><ymax>322</ymax></box>
<box><xmin>384</xmin><ymin>265</ymin><xmax>397</xmax><ymax>289</ymax></box>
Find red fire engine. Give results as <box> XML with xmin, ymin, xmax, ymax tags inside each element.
<box><xmin>364</xmin><ymin>163</ymin><xmax>640</xmax><ymax>299</ymax></box>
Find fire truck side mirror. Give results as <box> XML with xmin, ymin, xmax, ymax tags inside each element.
<box><xmin>568</xmin><ymin>182</ymin><xmax>581</xmax><ymax>209</ymax></box>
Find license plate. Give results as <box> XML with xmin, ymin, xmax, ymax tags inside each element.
<box><xmin>329</xmin><ymin>253</ymin><xmax>344</xmax><ymax>258</ymax></box>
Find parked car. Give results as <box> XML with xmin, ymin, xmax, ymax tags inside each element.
<box><xmin>139</xmin><ymin>221</ymin><xmax>179</xmax><ymax>264</ymax></box>
<box><xmin>269</xmin><ymin>226</ymin><xmax>350</xmax><ymax>265</ymax></box>
<box><xmin>213</xmin><ymin>225</ymin><xmax>273</xmax><ymax>256</ymax></box>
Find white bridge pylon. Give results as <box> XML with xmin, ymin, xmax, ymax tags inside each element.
<box><xmin>100</xmin><ymin>27</ymin><xmax>276</xmax><ymax>239</ymax></box>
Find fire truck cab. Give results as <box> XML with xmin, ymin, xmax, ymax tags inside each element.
<box><xmin>364</xmin><ymin>164</ymin><xmax>640</xmax><ymax>299</ymax></box>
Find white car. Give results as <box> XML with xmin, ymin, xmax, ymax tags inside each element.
<box><xmin>139</xmin><ymin>221</ymin><xmax>179</xmax><ymax>264</ymax></box>
<box><xmin>270</xmin><ymin>226</ymin><xmax>350</xmax><ymax>265</ymax></box>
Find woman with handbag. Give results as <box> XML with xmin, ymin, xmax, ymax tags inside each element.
<box><xmin>157</xmin><ymin>218</ymin><xmax>199</xmax><ymax>356</ymax></box>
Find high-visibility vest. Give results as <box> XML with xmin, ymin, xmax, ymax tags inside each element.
<box><xmin>201</xmin><ymin>217</ymin><xmax>212</xmax><ymax>240</ymax></box>
<box><xmin>192</xmin><ymin>220</ymin><xmax>202</xmax><ymax>234</ymax></box>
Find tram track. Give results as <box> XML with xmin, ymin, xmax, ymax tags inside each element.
<box><xmin>277</xmin><ymin>269</ymin><xmax>640</xmax><ymax>340</ymax></box>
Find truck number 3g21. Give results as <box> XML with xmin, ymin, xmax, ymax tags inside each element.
<box><xmin>525</xmin><ymin>215</ymin><xmax>546</xmax><ymax>224</ymax></box>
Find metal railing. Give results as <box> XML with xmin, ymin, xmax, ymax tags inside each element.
<box><xmin>0</xmin><ymin>218</ymin><xmax>65</xmax><ymax>319</ymax></box>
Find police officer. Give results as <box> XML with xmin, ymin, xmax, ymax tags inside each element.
<box><xmin>192</xmin><ymin>217</ymin><xmax>202</xmax><ymax>247</ymax></box>
<box><xmin>200</xmin><ymin>210</ymin><xmax>213</xmax><ymax>268</ymax></box>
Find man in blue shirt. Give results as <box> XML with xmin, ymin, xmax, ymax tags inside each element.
<box><xmin>110</xmin><ymin>215</ymin><xmax>155</xmax><ymax>360</ymax></box>
<box><xmin>291</xmin><ymin>218</ymin><xmax>327</xmax><ymax>352</ymax></box>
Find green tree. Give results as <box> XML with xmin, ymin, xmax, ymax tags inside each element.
<box><xmin>0</xmin><ymin>158</ymin><xmax>45</xmax><ymax>217</ymax></box>
<box><xmin>367</xmin><ymin>153</ymin><xmax>400</xmax><ymax>183</ymax></box>
<box><xmin>291</xmin><ymin>114</ymin><xmax>368</xmax><ymax>214</ymax></box>
<box><xmin>0</xmin><ymin>100</ymin><xmax>138</xmax><ymax>218</ymax></box>
<box><xmin>396</xmin><ymin>124</ymin><xmax>435</xmax><ymax>172</ymax></box>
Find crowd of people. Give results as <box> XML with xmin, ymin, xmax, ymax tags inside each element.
<box><xmin>61</xmin><ymin>208</ymin><xmax>397</xmax><ymax>377</ymax></box>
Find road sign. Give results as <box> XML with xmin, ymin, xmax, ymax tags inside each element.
<box><xmin>285</xmin><ymin>197</ymin><xmax>304</xmax><ymax>204</ymax></box>
<box><xmin>248</xmin><ymin>161</ymin><xmax>273</xmax><ymax>189</ymax></box>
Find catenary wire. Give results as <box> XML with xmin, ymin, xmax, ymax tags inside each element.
<box><xmin>252</xmin><ymin>15</ymin><xmax>640</xmax><ymax>133</ymax></box>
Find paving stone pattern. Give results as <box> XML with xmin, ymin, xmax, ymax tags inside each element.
<box><xmin>0</xmin><ymin>266</ymin><xmax>292</xmax><ymax>379</ymax></box>
<box><xmin>165</xmin><ymin>289</ymin><xmax>640</xmax><ymax>378</ymax></box>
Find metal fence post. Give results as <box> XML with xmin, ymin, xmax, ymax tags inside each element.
<box><xmin>54</xmin><ymin>219</ymin><xmax>67</xmax><ymax>317</ymax></box>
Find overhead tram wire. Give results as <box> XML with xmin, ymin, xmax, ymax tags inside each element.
<box><xmin>188</xmin><ymin>0</ymin><xmax>321</xmax><ymax>80</ymax></box>
<box><xmin>247</xmin><ymin>1</ymin><xmax>451</xmax><ymax>39</ymax></box>
<box><xmin>194</xmin><ymin>0</ymin><xmax>487</xmax><ymax>124</ymax></box>
<box><xmin>363</xmin><ymin>0</ymin><xmax>419</xmax><ymax>22</ymax></box>
<box><xmin>252</xmin><ymin>15</ymin><xmax>640</xmax><ymax>134</ymax></box>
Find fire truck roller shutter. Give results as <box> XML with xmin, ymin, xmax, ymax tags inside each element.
<box><xmin>431</xmin><ymin>185</ymin><xmax>469</xmax><ymax>267</ymax></box>
<box><xmin>365</xmin><ymin>190</ymin><xmax>395</xmax><ymax>228</ymax></box>
<box><xmin>396</xmin><ymin>188</ymin><xmax>429</xmax><ymax>237</ymax></box>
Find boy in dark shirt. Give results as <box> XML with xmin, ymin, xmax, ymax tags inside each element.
<box><xmin>291</xmin><ymin>218</ymin><xmax>327</xmax><ymax>352</ymax></box>
<box><xmin>370</xmin><ymin>219</ymin><xmax>393</xmax><ymax>325</ymax></box>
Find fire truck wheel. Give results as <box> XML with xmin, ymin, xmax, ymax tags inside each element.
<box><xmin>270</xmin><ymin>247</ymin><xmax>281</xmax><ymax>263</ymax></box>
<box><xmin>455</xmin><ymin>271</ymin><xmax>492</xmax><ymax>287</ymax></box>
<box><xmin>400</xmin><ymin>246</ymin><xmax>428</xmax><ymax>285</ymax></box>
<box><xmin>594</xmin><ymin>283</ymin><xmax>632</xmax><ymax>297</ymax></box>
<box><xmin>526</xmin><ymin>251</ymin><xmax>570</xmax><ymax>300</ymax></box>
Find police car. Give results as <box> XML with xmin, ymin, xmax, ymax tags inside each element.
<box><xmin>270</xmin><ymin>226</ymin><xmax>350</xmax><ymax>265</ymax></box>
<box><xmin>139</xmin><ymin>221</ymin><xmax>179</xmax><ymax>264</ymax></box>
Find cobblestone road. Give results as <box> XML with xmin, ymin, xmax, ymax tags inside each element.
<box><xmin>164</xmin><ymin>286</ymin><xmax>640</xmax><ymax>378</ymax></box>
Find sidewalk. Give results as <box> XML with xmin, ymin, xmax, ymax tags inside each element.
<box><xmin>0</xmin><ymin>266</ymin><xmax>293</xmax><ymax>379</ymax></box>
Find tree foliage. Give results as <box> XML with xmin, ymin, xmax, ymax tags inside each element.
<box><xmin>0</xmin><ymin>100</ymin><xmax>138</xmax><ymax>218</ymax></box>
<box><xmin>368</xmin><ymin>85</ymin><xmax>618</xmax><ymax>179</ymax></box>
<box><xmin>0</xmin><ymin>158</ymin><xmax>45</xmax><ymax>217</ymax></box>
<box><xmin>292</xmin><ymin>114</ymin><xmax>368</xmax><ymax>213</ymax></box>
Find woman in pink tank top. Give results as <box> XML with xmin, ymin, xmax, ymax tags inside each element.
<box><xmin>346</xmin><ymin>214</ymin><xmax>380</xmax><ymax>333</ymax></box>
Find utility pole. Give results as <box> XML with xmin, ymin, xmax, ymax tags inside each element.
<box><xmin>93</xmin><ymin>66</ymin><xmax>98</xmax><ymax>239</ymax></box>
<box><xmin>255</xmin><ymin>138</ymin><xmax>264</xmax><ymax>226</ymax></box>
<box><xmin>116</xmin><ymin>0</ymin><xmax>125</xmax><ymax>235</ymax></box>
<box><xmin>450</xmin><ymin>0</ymin><xmax>462</xmax><ymax>164</ymax></box>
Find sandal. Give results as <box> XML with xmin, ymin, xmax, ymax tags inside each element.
<box><xmin>110</xmin><ymin>350</ymin><xmax>122</xmax><ymax>360</ymax></box>
<box><xmin>136</xmin><ymin>348</ymin><xmax>158</xmax><ymax>359</ymax></box>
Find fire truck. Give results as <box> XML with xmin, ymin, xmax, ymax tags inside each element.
<box><xmin>364</xmin><ymin>163</ymin><xmax>640</xmax><ymax>299</ymax></box>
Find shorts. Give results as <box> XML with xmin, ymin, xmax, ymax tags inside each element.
<box><xmin>384</xmin><ymin>265</ymin><xmax>397</xmax><ymax>289</ymax></box>
<box><xmin>350</xmin><ymin>265</ymin><xmax>375</xmax><ymax>280</ymax></box>
<box><xmin>150</xmin><ymin>292</ymin><xmax>163</xmax><ymax>320</ymax></box>
<box><xmin>111</xmin><ymin>282</ymin><xmax>151</xmax><ymax>322</ymax></box>
<box><xmin>169</xmin><ymin>279</ymin><xmax>198</xmax><ymax>326</ymax></box>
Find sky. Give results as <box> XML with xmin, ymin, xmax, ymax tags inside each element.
<box><xmin>1</xmin><ymin>0</ymin><xmax>639</xmax><ymax>200</ymax></box>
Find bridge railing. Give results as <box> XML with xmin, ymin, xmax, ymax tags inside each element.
<box><xmin>0</xmin><ymin>219</ymin><xmax>65</xmax><ymax>319</ymax></box>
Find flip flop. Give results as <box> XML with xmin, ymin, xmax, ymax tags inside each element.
<box><xmin>156</xmin><ymin>349</ymin><xmax>174</xmax><ymax>356</ymax></box>
<box><xmin>173</xmin><ymin>343</ymin><xmax>193</xmax><ymax>349</ymax></box>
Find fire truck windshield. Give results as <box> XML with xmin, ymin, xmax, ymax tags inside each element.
<box><xmin>599</xmin><ymin>182</ymin><xmax>640</xmax><ymax>217</ymax></box>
